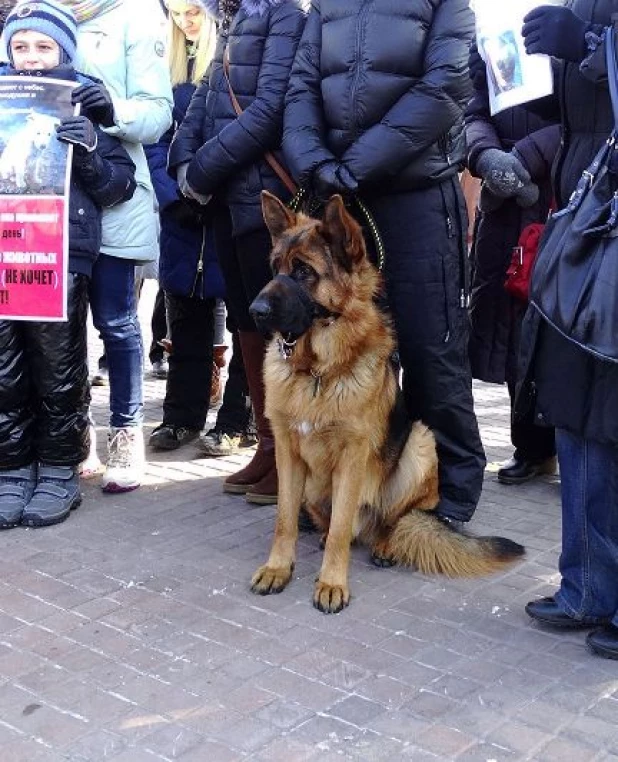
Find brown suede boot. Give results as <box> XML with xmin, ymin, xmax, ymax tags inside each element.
<box><xmin>223</xmin><ymin>332</ymin><xmax>278</xmax><ymax>499</ymax></box>
<box><xmin>245</xmin><ymin>463</ymin><xmax>278</xmax><ymax>505</ymax></box>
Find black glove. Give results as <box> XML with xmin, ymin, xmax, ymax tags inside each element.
<box><xmin>313</xmin><ymin>161</ymin><xmax>358</xmax><ymax>200</ymax></box>
<box><xmin>476</xmin><ymin>148</ymin><xmax>531</xmax><ymax>199</ymax></box>
<box><xmin>56</xmin><ymin>115</ymin><xmax>98</xmax><ymax>156</ymax></box>
<box><xmin>468</xmin><ymin>43</ymin><xmax>486</xmax><ymax>91</ymax></box>
<box><xmin>166</xmin><ymin>199</ymin><xmax>205</xmax><ymax>227</ymax></box>
<box><xmin>522</xmin><ymin>6</ymin><xmax>591</xmax><ymax>63</ymax></box>
<box><xmin>72</xmin><ymin>82</ymin><xmax>115</xmax><ymax>128</ymax></box>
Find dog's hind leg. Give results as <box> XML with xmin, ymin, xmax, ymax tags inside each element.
<box><xmin>251</xmin><ymin>431</ymin><xmax>306</xmax><ymax>596</ymax></box>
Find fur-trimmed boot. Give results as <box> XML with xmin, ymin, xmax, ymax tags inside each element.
<box><xmin>223</xmin><ymin>332</ymin><xmax>277</xmax><ymax>505</ymax></box>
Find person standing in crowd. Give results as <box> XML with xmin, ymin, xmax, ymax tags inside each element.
<box><xmin>519</xmin><ymin>2</ymin><xmax>618</xmax><ymax>659</ymax></box>
<box><xmin>168</xmin><ymin>0</ymin><xmax>307</xmax><ymax>505</ymax></box>
<box><xmin>0</xmin><ymin>0</ymin><xmax>12</xmax><ymax>33</ymax></box>
<box><xmin>58</xmin><ymin>0</ymin><xmax>173</xmax><ymax>493</ymax></box>
<box><xmin>283</xmin><ymin>0</ymin><xmax>486</xmax><ymax>529</ymax></box>
<box><xmin>146</xmin><ymin>0</ymin><xmax>227</xmax><ymax>452</ymax></box>
<box><xmin>465</xmin><ymin>49</ymin><xmax>558</xmax><ymax>486</ymax></box>
<box><xmin>0</xmin><ymin>1</ymin><xmax>136</xmax><ymax>528</ymax></box>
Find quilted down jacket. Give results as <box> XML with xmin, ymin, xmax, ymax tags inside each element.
<box><xmin>282</xmin><ymin>0</ymin><xmax>474</xmax><ymax>192</ymax></box>
<box><xmin>168</xmin><ymin>0</ymin><xmax>308</xmax><ymax>236</ymax></box>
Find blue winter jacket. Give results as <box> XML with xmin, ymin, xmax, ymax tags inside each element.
<box><xmin>145</xmin><ymin>81</ymin><xmax>225</xmax><ymax>300</ymax></box>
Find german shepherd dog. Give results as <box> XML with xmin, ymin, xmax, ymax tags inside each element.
<box><xmin>249</xmin><ymin>192</ymin><xmax>524</xmax><ymax>614</ymax></box>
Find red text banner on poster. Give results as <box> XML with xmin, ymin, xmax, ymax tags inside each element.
<box><xmin>0</xmin><ymin>196</ymin><xmax>65</xmax><ymax>319</ymax></box>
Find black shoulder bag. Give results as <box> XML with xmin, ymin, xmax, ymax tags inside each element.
<box><xmin>529</xmin><ymin>25</ymin><xmax>618</xmax><ymax>363</ymax></box>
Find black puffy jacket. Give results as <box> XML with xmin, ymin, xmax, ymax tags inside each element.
<box><xmin>168</xmin><ymin>0</ymin><xmax>307</xmax><ymax>237</ymax></box>
<box><xmin>465</xmin><ymin>89</ymin><xmax>559</xmax><ymax>386</ymax></box>
<box><xmin>517</xmin><ymin>0</ymin><xmax>618</xmax><ymax>445</ymax></box>
<box><xmin>283</xmin><ymin>0</ymin><xmax>474</xmax><ymax>192</ymax></box>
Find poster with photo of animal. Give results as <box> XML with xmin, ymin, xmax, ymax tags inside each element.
<box><xmin>475</xmin><ymin>0</ymin><xmax>557</xmax><ymax>116</ymax></box>
<box><xmin>0</xmin><ymin>76</ymin><xmax>76</xmax><ymax>320</ymax></box>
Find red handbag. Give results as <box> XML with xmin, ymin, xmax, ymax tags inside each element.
<box><xmin>504</xmin><ymin>222</ymin><xmax>545</xmax><ymax>301</ymax></box>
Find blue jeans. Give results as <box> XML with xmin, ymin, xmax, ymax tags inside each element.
<box><xmin>89</xmin><ymin>254</ymin><xmax>143</xmax><ymax>428</ymax></box>
<box><xmin>554</xmin><ymin>428</ymin><xmax>618</xmax><ymax>627</ymax></box>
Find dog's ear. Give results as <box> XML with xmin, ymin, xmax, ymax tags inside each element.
<box><xmin>321</xmin><ymin>195</ymin><xmax>365</xmax><ymax>272</ymax></box>
<box><xmin>262</xmin><ymin>191</ymin><xmax>296</xmax><ymax>242</ymax></box>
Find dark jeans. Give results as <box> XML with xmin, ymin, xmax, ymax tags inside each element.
<box><xmin>0</xmin><ymin>273</ymin><xmax>90</xmax><ymax>468</ymax></box>
<box><xmin>89</xmin><ymin>254</ymin><xmax>143</xmax><ymax>428</ymax></box>
<box><xmin>366</xmin><ymin>180</ymin><xmax>486</xmax><ymax>522</ymax></box>
<box><xmin>213</xmin><ymin>211</ymin><xmax>273</xmax><ymax>332</ymax></box>
<box><xmin>163</xmin><ymin>292</ymin><xmax>215</xmax><ymax>429</ymax></box>
<box><xmin>507</xmin><ymin>380</ymin><xmax>555</xmax><ymax>463</ymax></box>
<box><xmin>554</xmin><ymin>428</ymin><xmax>618</xmax><ymax>627</ymax></box>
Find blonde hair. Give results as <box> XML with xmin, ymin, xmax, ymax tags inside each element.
<box><xmin>167</xmin><ymin>2</ymin><xmax>217</xmax><ymax>87</ymax></box>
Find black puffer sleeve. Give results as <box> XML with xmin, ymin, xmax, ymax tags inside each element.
<box><xmin>186</xmin><ymin>2</ymin><xmax>307</xmax><ymax>195</ymax></box>
<box><xmin>282</xmin><ymin>0</ymin><xmax>334</xmax><ymax>185</ymax></box>
<box><xmin>75</xmin><ymin>129</ymin><xmax>136</xmax><ymax>208</ymax></box>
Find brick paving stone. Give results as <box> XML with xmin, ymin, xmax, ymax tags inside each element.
<box><xmin>0</xmin><ymin>283</ymin><xmax>616</xmax><ymax>760</ymax></box>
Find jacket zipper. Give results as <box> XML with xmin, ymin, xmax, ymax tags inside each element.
<box><xmin>190</xmin><ymin>227</ymin><xmax>206</xmax><ymax>298</ymax></box>
<box><xmin>350</xmin><ymin>0</ymin><xmax>370</xmax><ymax>141</ymax></box>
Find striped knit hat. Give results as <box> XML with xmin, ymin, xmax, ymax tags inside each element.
<box><xmin>2</xmin><ymin>0</ymin><xmax>78</xmax><ymax>63</ymax></box>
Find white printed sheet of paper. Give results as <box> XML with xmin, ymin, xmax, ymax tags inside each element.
<box><xmin>474</xmin><ymin>0</ymin><xmax>558</xmax><ymax>116</ymax></box>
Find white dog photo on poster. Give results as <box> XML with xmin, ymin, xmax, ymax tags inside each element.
<box><xmin>0</xmin><ymin>109</ymin><xmax>61</xmax><ymax>192</ymax></box>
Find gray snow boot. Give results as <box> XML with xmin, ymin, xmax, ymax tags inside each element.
<box><xmin>22</xmin><ymin>464</ymin><xmax>81</xmax><ymax>528</ymax></box>
<box><xmin>0</xmin><ymin>463</ymin><xmax>37</xmax><ymax>529</ymax></box>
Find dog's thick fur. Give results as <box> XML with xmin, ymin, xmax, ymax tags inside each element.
<box><xmin>0</xmin><ymin>111</ymin><xmax>60</xmax><ymax>191</ymax></box>
<box><xmin>250</xmin><ymin>192</ymin><xmax>524</xmax><ymax>613</ymax></box>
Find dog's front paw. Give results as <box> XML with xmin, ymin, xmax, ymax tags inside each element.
<box><xmin>313</xmin><ymin>580</ymin><xmax>350</xmax><ymax>614</ymax></box>
<box><xmin>251</xmin><ymin>564</ymin><xmax>293</xmax><ymax>595</ymax></box>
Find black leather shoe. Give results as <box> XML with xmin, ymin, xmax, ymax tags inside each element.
<box><xmin>149</xmin><ymin>424</ymin><xmax>199</xmax><ymax>451</ymax></box>
<box><xmin>498</xmin><ymin>456</ymin><xmax>557</xmax><ymax>485</ymax></box>
<box><xmin>436</xmin><ymin>515</ymin><xmax>467</xmax><ymax>534</ymax></box>
<box><xmin>525</xmin><ymin>596</ymin><xmax>607</xmax><ymax>629</ymax></box>
<box><xmin>586</xmin><ymin>625</ymin><xmax>618</xmax><ymax>660</ymax></box>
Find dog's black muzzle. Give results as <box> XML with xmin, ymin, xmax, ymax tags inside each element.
<box><xmin>250</xmin><ymin>274</ymin><xmax>335</xmax><ymax>342</ymax></box>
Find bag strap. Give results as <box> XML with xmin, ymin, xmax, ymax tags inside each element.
<box><xmin>223</xmin><ymin>48</ymin><xmax>298</xmax><ymax>196</ymax></box>
<box><xmin>606</xmin><ymin>26</ymin><xmax>618</xmax><ymax>131</ymax></box>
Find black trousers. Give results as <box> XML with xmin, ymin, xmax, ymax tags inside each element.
<box><xmin>216</xmin><ymin>326</ymin><xmax>253</xmax><ymax>435</ymax></box>
<box><xmin>507</xmin><ymin>380</ymin><xmax>556</xmax><ymax>462</ymax></box>
<box><xmin>366</xmin><ymin>180</ymin><xmax>486</xmax><ymax>522</ymax></box>
<box><xmin>0</xmin><ymin>273</ymin><xmax>90</xmax><ymax>469</ymax></box>
<box><xmin>163</xmin><ymin>292</ymin><xmax>215</xmax><ymax>429</ymax></box>
<box><xmin>149</xmin><ymin>286</ymin><xmax>168</xmax><ymax>363</ymax></box>
<box><xmin>213</xmin><ymin>211</ymin><xmax>273</xmax><ymax>332</ymax></box>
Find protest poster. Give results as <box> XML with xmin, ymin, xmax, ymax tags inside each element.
<box><xmin>474</xmin><ymin>0</ymin><xmax>559</xmax><ymax>116</ymax></box>
<box><xmin>0</xmin><ymin>76</ymin><xmax>76</xmax><ymax>320</ymax></box>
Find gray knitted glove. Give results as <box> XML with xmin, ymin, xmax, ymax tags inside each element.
<box><xmin>515</xmin><ymin>182</ymin><xmax>540</xmax><ymax>208</ymax></box>
<box><xmin>476</xmin><ymin>148</ymin><xmax>531</xmax><ymax>199</ymax></box>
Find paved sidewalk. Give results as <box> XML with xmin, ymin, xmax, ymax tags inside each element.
<box><xmin>0</xmin><ymin>283</ymin><xmax>617</xmax><ymax>762</ymax></box>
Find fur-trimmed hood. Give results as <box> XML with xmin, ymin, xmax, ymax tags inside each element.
<box><xmin>199</xmin><ymin>0</ymin><xmax>291</xmax><ymax>19</ymax></box>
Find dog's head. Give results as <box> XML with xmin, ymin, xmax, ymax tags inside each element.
<box><xmin>26</xmin><ymin>112</ymin><xmax>60</xmax><ymax>150</ymax></box>
<box><xmin>250</xmin><ymin>191</ymin><xmax>372</xmax><ymax>341</ymax></box>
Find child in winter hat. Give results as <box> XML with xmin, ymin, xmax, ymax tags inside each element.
<box><xmin>2</xmin><ymin>0</ymin><xmax>78</xmax><ymax>64</ymax></box>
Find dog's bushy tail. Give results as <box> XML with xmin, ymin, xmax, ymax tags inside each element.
<box><xmin>389</xmin><ymin>511</ymin><xmax>525</xmax><ymax>577</ymax></box>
